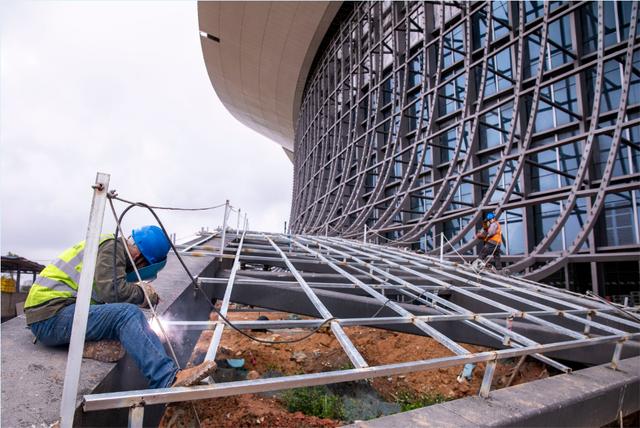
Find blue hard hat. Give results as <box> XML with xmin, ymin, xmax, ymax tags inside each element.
<box><xmin>131</xmin><ymin>225</ymin><xmax>170</xmax><ymax>264</ymax></box>
<box><xmin>485</xmin><ymin>212</ymin><xmax>496</xmax><ymax>221</ymax></box>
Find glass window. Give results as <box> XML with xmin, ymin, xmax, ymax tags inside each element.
<box><xmin>580</xmin><ymin>2</ymin><xmax>598</xmax><ymax>54</ymax></box>
<box><xmin>533</xmin><ymin>202</ymin><xmax>563</xmax><ymax>251</ymax></box>
<box><xmin>603</xmin><ymin>1</ymin><xmax>618</xmax><ymax>47</ymax></box>
<box><xmin>440</xmin><ymin>75</ymin><xmax>466</xmax><ymax>115</ymax></box>
<box><xmin>558</xmin><ymin>141</ymin><xmax>581</xmax><ymax>186</ymax></box>
<box><xmin>504</xmin><ymin>209</ymin><xmax>525</xmax><ymax>255</ymax></box>
<box><xmin>408</xmin><ymin>53</ymin><xmax>424</xmax><ymax>88</ymax></box>
<box><xmin>563</xmin><ymin>198</ymin><xmax>588</xmax><ymax>250</ymax></box>
<box><xmin>628</xmin><ymin>122</ymin><xmax>640</xmax><ymax>174</ymax></box>
<box><xmin>599</xmin><ymin>192</ymin><xmax>638</xmax><ymax>246</ymax></box>
<box><xmin>552</xmin><ymin>76</ymin><xmax>579</xmax><ymax>126</ymax></box>
<box><xmin>525</xmin><ymin>34</ymin><xmax>544</xmax><ymax>79</ymax></box>
<box><xmin>594</xmin><ymin>134</ymin><xmax>631</xmax><ymax>179</ymax></box>
<box><xmin>547</xmin><ymin>15</ymin><xmax>574</xmax><ymax>68</ymax></box>
<box><xmin>439</xmin><ymin>128</ymin><xmax>457</xmax><ymax>163</ymax></box>
<box><xmin>472</xmin><ymin>8</ymin><xmax>487</xmax><ymax>50</ymax></box>
<box><xmin>479</xmin><ymin>102</ymin><xmax>513</xmax><ymax>150</ymax></box>
<box><xmin>415</xmin><ymin>142</ymin><xmax>433</xmax><ymax>170</ymax></box>
<box><xmin>451</xmin><ymin>182</ymin><xmax>473</xmax><ymax>209</ymax></box>
<box><xmin>443</xmin><ymin>25</ymin><xmax>464</xmax><ymax>68</ymax></box>
<box><xmin>530</xmin><ymin>149</ymin><xmax>560</xmax><ymax>192</ymax></box>
<box><xmin>382</xmin><ymin>76</ymin><xmax>394</xmax><ymax>105</ymax></box>
<box><xmin>443</xmin><ymin>216</ymin><xmax>474</xmax><ymax>246</ymax></box>
<box><xmin>492</xmin><ymin>1</ymin><xmax>510</xmax><ymax>40</ymax></box>
<box><xmin>535</xmin><ymin>88</ymin><xmax>554</xmax><ymax>133</ymax></box>
<box><xmin>600</xmin><ymin>60</ymin><xmax>622</xmax><ymax>113</ymax></box>
<box><xmin>525</xmin><ymin>1</ymin><xmax>544</xmax><ymax>23</ymax></box>
<box><xmin>629</xmin><ymin>51</ymin><xmax>640</xmax><ymax>106</ymax></box>
<box><xmin>485</xmin><ymin>47</ymin><xmax>513</xmax><ymax>96</ymax></box>
<box><xmin>406</xmin><ymin>97</ymin><xmax>429</xmax><ymax>132</ymax></box>
<box><xmin>410</xmin><ymin>188</ymin><xmax>433</xmax><ymax>218</ymax></box>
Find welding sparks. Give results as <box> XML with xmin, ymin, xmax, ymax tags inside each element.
<box><xmin>149</xmin><ymin>316</ymin><xmax>163</xmax><ymax>336</ymax></box>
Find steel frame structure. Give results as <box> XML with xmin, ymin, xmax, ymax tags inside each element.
<box><xmin>82</xmin><ymin>232</ymin><xmax>640</xmax><ymax>427</ymax></box>
<box><xmin>289</xmin><ymin>1</ymin><xmax>640</xmax><ymax>296</ymax></box>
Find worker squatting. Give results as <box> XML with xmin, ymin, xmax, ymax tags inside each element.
<box><xmin>24</xmin><ymin>225</ymin><xmax>217</xmax><ymax>389</ymax></box>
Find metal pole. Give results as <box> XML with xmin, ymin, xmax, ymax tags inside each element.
<box><xmin>128</xmin><ymin>405</ymin><xmax>144</xmax><ymax>428</ymax></box>
<box><xmin>479</xmin><ymin>359</ymin><xmax>497</xmax><ymax>398</ymax></box>
<box><xmin>440</xmin><ymin>233</ymin><xmax>444</xmax><ymax>262</ymax></box>
<box><xmin>237</xmin><ymin>208</ymin><xmax>241</xmax><ymax>237</ymax></box>
<box><xmin>363</xmin><ymin>225</ymin><xmax>367</xmax><ymax>244</ymax></box>
<box><xmin>60</xmin><ymin>172</ymin><xmax>110</xmax><ymax>428</ymax></box>
<box><xmin>220</xmin><ymin>199</ymin><xmax>229</xmax><ymax>256</ymax></box>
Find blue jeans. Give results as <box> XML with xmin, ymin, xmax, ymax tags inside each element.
<box><xmin>30</xmin><ymin>303</ymin><xmax>178</xmax><ymax>389</ymax></box>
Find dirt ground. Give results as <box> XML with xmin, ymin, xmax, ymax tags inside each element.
<box><xmin>160</xmin><ymin>309</ymin><xmax>550</xmax><ymax>427</ymax></box>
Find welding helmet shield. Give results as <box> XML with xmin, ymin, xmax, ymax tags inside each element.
<box><xmin>126</xmin><ymin>259</ymin><xmax>167</xmax><ymax>282</ymax></box>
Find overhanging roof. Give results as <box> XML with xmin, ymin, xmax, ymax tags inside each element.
<box><xmin>198</xmin><ymin>1</ymin><xmax>341</xmax><ymax>152</ymax></box>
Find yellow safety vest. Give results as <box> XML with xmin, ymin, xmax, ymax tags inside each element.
<box><xmin>24</xmin><ymin>234</ymin><xmax>114</xmax><ymax>309</ymax></box>
<box><xmin>484</xmin><ymin>221</ymin><xmax>502</xmax><ymax>245</ymax></box>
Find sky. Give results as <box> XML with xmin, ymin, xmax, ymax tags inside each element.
<box><xmin>0</xmin><ymin>1</ymin><xmax>294</xmax><ymax>263</ymax></box>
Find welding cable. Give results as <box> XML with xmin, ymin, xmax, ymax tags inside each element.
<box><xmin>108</xmin><ymin>195</ymin><xmax>343</xmax><ymax>345</ymax></box>
<box><xmin>107</xmin><ymin>197</ymin><xmax>181</xmax><ymax>366</ymax></box>
<box><xmin>585</xmin><ymin>291</ymin><xmax>640</xmax><ymax>322</ymax></box>
<box><xmin>111</xmin><ymin>194</ymin><xmax>227</xmax><ymax>211</ymax></box>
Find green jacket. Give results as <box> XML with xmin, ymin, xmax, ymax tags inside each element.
<box><xmin>25</xmin><ymin>237</ymin><xmax>145</xmax><ymax>325</ymax></box>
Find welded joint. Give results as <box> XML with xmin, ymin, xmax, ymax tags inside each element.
<box><xmin>610</xmin><ymin>338</ymin><xmax>627</xmax><ymax>371</ymax></box>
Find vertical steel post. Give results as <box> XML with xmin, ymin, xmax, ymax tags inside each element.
<box><xmin>60</xmin><ymin>172</ymin><xmax>110</xmax><ymax>428</ymax></box>
<box><xmin>236</xmin><ymin>208</ymin><xmax>241</xmax><ymax>237</ymax></box>
<box><xmin>440</xmin><ymin>233</ymin><xmax>444</xmax><ymax>262</ymax></box>
<box><xmin>479</xmin><ymin>359</ymin><xmax>497</xmax><ymax>398</ymax></box>
<box><xmin>128</xmin><ymin>405</ymin><xmax>144</xmax><ymax>428</ymax></box>
<box><xmin>363</xmin><ymin>225</ymin><xmax>367</xmax><ymax>243</ymax></box>
<box><xmin>611</xmin><ymin>340</ymin><xmax>625</xmax><ymax>370</ymax></box>
<box><xmin>220</xmin><ymin>199</ymin><xmax>229</xmax><ymax>256</ymax></box>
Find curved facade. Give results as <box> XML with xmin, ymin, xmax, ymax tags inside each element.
<box><xmin>290</xmin><ymin>2</ymin><xmax>640</xmax><ymax>296</ymax></box>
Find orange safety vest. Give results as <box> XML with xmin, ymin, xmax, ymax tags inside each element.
<box><xmin>484</xmin><ymin>221</ymin><xmax>502</xmax><ymax>245</ymax></box>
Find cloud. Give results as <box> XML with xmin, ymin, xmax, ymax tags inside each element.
<box><xmin>0</xmin><ymin>1</ymin><xmax>293</xmax><ymax>262</ymax></box>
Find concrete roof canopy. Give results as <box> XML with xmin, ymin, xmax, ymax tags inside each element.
<box><xmin>197</xmin><ymin>1</ymin><xmax>341</xmax><ymax>154</ymax></box>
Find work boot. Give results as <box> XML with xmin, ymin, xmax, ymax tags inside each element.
<box><xmin>172</xmin><ymin>360</ymin><xmax>217</xmax><ymax>387</ymax></box>
<box><xmin>83</xmin><ymin>340</ymin><xmax>125</xmax><ymax>363</ymax></box>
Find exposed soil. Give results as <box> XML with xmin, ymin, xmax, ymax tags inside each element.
<box><xmin>160</xmin><ymin>308</ymin><xmax>550</xmax><ymax>427</ymax></box>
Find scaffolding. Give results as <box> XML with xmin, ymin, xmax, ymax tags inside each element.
<box><xmin>60</xmin><ymin>173</ymin><xmax>640</xmax><ymax>427</ymax></box>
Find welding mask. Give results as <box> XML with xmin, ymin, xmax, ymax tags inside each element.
<box><xmin>126</xmin><ymin>259</ymin><xmax>167</xmax><ymax>282</ymax></box>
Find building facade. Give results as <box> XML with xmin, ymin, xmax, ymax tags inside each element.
<box><xmin>199</xmin><ymin>1</ymin><xmax>640</xmax><ymax>299</ymax></box>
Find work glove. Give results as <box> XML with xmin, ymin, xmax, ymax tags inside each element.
<box><xmin>137</xmin><ymin>281</ymin><xmax>159</xmax><ymax>308</ymax></box>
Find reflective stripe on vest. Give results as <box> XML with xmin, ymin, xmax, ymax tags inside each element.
<box><xmin>25</xmin><ymin>234</ymin><xmax>114</xmax><ymax>309</ymax></box>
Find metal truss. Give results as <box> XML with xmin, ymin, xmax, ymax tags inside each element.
<box><xmin>289</xmin><ymin>1</ymin><xmax>640</xmax><ymax>293</ymax></box>
<box><xmin>82</xmin><ymin>233</ymin><xmax>640</xmax><ymax>426</ymax></box>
